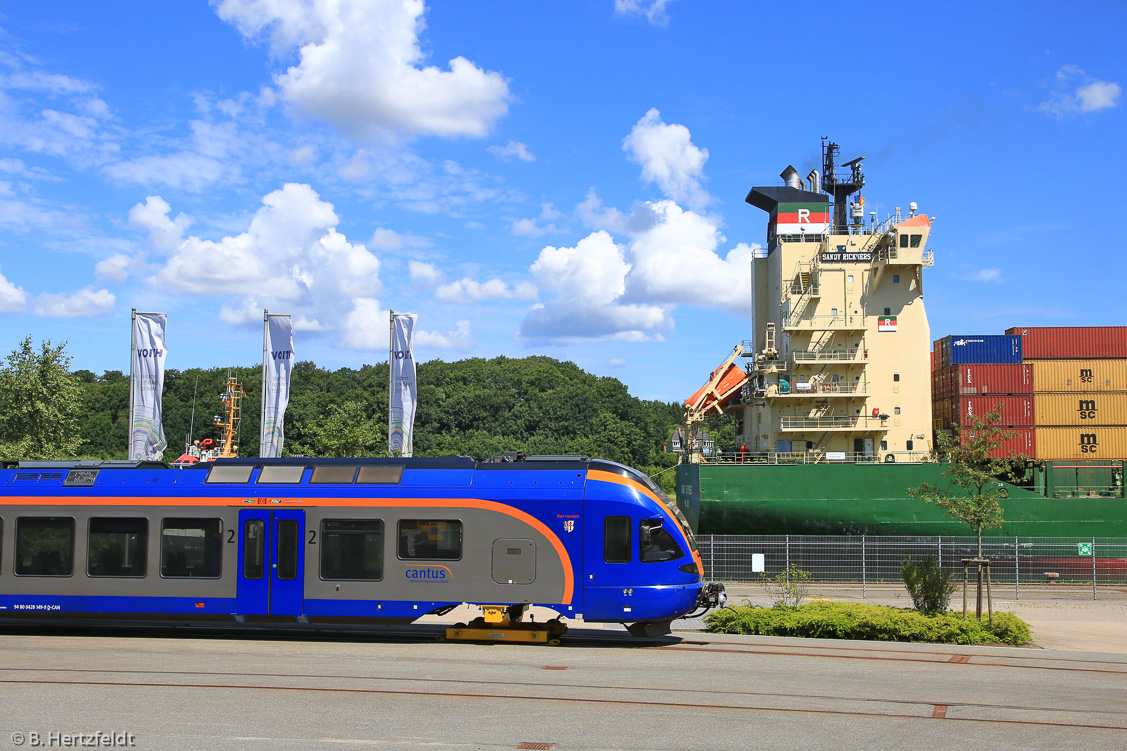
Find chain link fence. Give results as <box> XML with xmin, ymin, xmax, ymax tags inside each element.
<box><xmin>697</xmin><ymin>535</ymin><xmax>1127</xmax><ymax>600</ymax></box>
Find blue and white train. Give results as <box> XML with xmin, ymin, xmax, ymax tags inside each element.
<box><xmin>0</xmin><ymin>455</ymin><xmax>725</xmax><ymax>639</ymax></box>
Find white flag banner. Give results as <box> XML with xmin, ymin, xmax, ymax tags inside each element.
<box><xmin>389</xmin><ymin>312</ymin><xmax>418</xmax><ymax>456</ymax></box>
<box><xmin>129</xmin><ymin>312</ymin><xmax>168</xmax><ymax>461</ymax></box>
<box><xmin>260</xmin><ymin>313</ymin><xmax>294</xmax><ymax>458</ymax></box>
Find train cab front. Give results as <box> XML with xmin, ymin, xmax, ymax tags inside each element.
<box><xmin>583</xmin><ymin>461</ymin><xmax>727</xmax><ymax>638</ymax></box>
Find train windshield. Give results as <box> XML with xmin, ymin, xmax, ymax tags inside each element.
<box><xmin>627</xmin><ymin>467</ymin><xmax>698</xmax><ymax>554</ymax></box>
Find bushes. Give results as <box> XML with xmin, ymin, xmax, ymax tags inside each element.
<box><xmin>705</xmin><ymin>601</ymin><xmax>1031</xmax><ymax>646</ymax></box>
<box><xmin>901</xmin><ymin>557</ymin><xmax>957</xmax><ymax>614</ymax></box>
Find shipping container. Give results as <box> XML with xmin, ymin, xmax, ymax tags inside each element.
<box><xmin>1034</xmin><ymin>427</ymin><xmax>1127</xmax><ymax>460</ymax></box>
<box><xmin>1032</xmin><ymin>359</ymin><xmax>1127</xmax><ymax>393</ymax></box>
<box><xmin>935</xmin><ymin>363</ymin><xmax>1033</xmax><ymax>395</ymax></box>
<box><xmin>960</xmin><ymin>426</ymin><xmax>1035</xmax><ymax>458</ymax></box>
<box><xmin>939</xmin><ymin>334</ymin><xmax>1022</xmax><ymax>366</ymax></box>
<box><xmin>1007</xmin><ymin>326</ymin><xmax>1127</xmax><ymax>360</ymax></box>
<box><xmin>1033</xmin><ymin>393</ymin><xmax>1127</xmax><ymax>427</ymax></box>
<box><xmin>950</xmin><ymin>395</ymin><xmax>1034</xmax><ymax>427</ymax></box>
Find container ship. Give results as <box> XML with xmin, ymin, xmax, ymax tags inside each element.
<box><xmin>675</xmin><ymin>141</ymin><xmax>1125</xmax><ymax>537</ymax></box>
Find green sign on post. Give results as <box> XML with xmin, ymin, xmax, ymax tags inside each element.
<box><xmin>1077</xmin><ymin>542</ymin><xmax>1092</xmax><ymax>556</ymax></box>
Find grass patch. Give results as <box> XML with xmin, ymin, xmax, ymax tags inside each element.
<box><xmin>705</xmin><ymin>601</ymin><xmax>1031</xmax><ymax>646</ymax></box>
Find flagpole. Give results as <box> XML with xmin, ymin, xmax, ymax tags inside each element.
<box><xmin>128</xmin><ymin>308</ymin><xmax>136</xmax><ymax>460</ymax></box>
<box><xmin>260</xmin><ymin>310</ymin><xmax>268</xmax><ymax>457</ymax></box>
<box><xmin>388</xmin><ymin>309</ymin><xmax>394</xmax><ymax>456</ymax></box>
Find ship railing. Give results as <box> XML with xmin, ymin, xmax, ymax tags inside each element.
<box><xmin>792</xmin><ymin>348</ymin><xmax>866</xmax><ymax>362</ymax></box>
<box><xmin>780</xmin><ymin>416</ymin><xmax>886</xmax><ymax>430</ymax></box>
<box><xmin>782</xmin><ymin>314</ymin><xmax>867</xmax><ymax>330</ymax></box>
<box><xmin>701</xmin><ymin>450</ymin><xmax>930</xmax><ymax>465</ymax></box>
<box><xmin>778</xmin><ymin>381</ymin><xmax>869</xmax><ymax>395</ymax></box>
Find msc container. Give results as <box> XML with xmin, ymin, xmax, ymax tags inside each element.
<box><xmin>939</xmin><ymin>334</ymin><xmax>1022</xmax><ymax>365</ymax></box>
<box><xmin>1032</xmin><ymin>359</ymin><xmax>1127</xmax><ymax>393</ymax></box>
<box><xmin>1033</xmin><ymin>393</ymin><xmax>1127</xmax><ymax>427</ymax></box>
<box><xmin>1034</xmin><ymin>427</ymin><xmax>1127</xmax><ymax>460</ymax></box>
<box><xmin>946</xmin><ymin>363</ymin><xmax>1033</xmax><ymax>395</ymax></box>
<box><xmin>951</xmin><ymin>395</ymin><xmax>1034</xmax><ymax>427</ymax></box>
<box><xmin>960</xmin><ymin>426</ymin><xmax>1035</xmax><ymax>458</ymax></box>
<box><xmin>1007</xmin><ymin>326</ymin><xmax>1127</xmax><ymax>360</ymax></box>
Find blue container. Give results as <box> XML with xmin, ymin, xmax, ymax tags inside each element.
<box><xmin>775</xmin><ymin>440</ymin><xmax>792</xmax><ymax>453</ymax></box>
<box><xmin>941</xmin><ymin>334</ymin><xmax>1023</xmax><ymax>365</ymax></box>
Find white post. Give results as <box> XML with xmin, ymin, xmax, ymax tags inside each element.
<box><xmin>260</xmin><ymin>309</ymin><xmax>268</xmax><ymax>456</ymax></box>
<box><xmin>128</xmin><ymin>308</ymin><xmax>136</xmax><ymax>459</ymax></box>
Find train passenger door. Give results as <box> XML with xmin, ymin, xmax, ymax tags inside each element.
<box><xmin>236</xmin><ymin>509</ymin><xmax>306</xmax><ymax>616</ymax></box>
<box><xmin>583</xmin><ymin>513</ymin><xmax>635</xmax><ymax>589</ymax></box>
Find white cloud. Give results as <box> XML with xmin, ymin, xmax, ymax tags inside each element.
<box><xmin>105</xmin><ymin>120</ymin><xmax>244</xmax><ymax>191</ymax></box>
<box><xmin>614</xmin><ymin>0</ymin><xmax>674</xmax><ymax>26</ymax></box>
<box><xmin>623</xmin><ymin>109</ymin><xmax>709</xmax><ymax>207</ymax></box>
<box><xmin>415</xmin><ymin>319</ymin><xmax>473</xmax><ymax>350</ymax></box>
<box><xmin>435</xmin><ymin>277</ymin><xmax>537</xmax><ymax>303</ymax></box>
<box><xmin>340</xmin><ymin>297</ymin><xmax>387</xmax><ymax>350</ymax></box>
<box><xmin>488</xmin><ymin>140</ymin><xmax>535</xmax><ymax>162</ymax></box>
<box><xmin>625</xmin><ymin>200</ymin><xmax>754</xmax><ymax>313</ymax></box>
<box><xmin>964</xmin><ymin>267</ymin><xmax>1002</xmax><ymax>283</ymax></box>
<box><xmin>135</xmin><ymin>184</ymin><xmax>384</xmax><ymax>349</ymax></box>
<box><xmin>511</xmin><ymin>202</ymin><xmax>563</xmax><ymax>237</ymax></box>
<box><xmin>1040</xmin><ymin>65</ymin><xmax>1122</xmax><ymax>115</ymax></box>
<box><xmin>215</xmin><ymin>0</ymin><xmax>511</xmax><ymax>140</ymax></box>
<box><xmin>94</xmin><ymin>253</ymin><xmax>134</xmax><ymax>283</ymax></box>
<box><xmin>519</xmin><ymin>230</ymin><xmax>668</xmax><ymax>342</ymax></box>
<box><xmin>0</xmin><ymin>267</ymin><xmax>27</xmax><ymax>313</ymax></box>
<box><xmin>33</xmin><ymin>287</ymin><xmax>115</xmax><ymax>318</ymax></box>
<box><xmin>607</xmin><ymin>357</ymin><xmax>626</xmax><ymax>367</ymax></box>
<box><xmin>128</xmin><ymin>196</ymin><xmax>193</xmax><ymax>252</ymax></box>
<box><xmin>409</xmin><ymin>260</ymin><xmax>443</xmax><ymax>287</ymax></box>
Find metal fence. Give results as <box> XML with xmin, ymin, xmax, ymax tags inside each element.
<box><xmin>697</xmin><ymin>535</ymin><xmax>1127</xmax><ymax>600</ymax></box>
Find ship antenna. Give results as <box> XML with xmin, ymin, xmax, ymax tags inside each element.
<box><xmin>186</xmin><ymin>374</ymin><xmax>199</xmax><ymax>448</ymax></box>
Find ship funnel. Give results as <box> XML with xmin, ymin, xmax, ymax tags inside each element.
<box><xmin>781</xmin><ymin>165</ymin><xmax>804</xmax><ymax>190</ymax></box>
<box><xmin>807</xmin><ymin>169</ymin><xmax>821</xmax><ymax>194</ymax></box>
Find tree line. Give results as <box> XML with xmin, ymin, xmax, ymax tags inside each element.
<box><xmin>0</xmin><ymin>337</ymin><xmax>685</xmax><ymax>489</ymax></box>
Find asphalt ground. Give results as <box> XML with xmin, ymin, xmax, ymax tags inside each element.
<box><xmin>2</xmin><ymin>587</ymin><xmax>1124</xmax><ymax>750</ymax></box>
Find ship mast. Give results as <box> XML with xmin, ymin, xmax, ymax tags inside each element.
<box><xmin>214</xmin><ymin>373</ymin><xmax>245</xmax><ymax>459</ymax></box>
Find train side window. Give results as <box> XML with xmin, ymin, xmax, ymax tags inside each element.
<box><xmin>206</xmin><ymin>465</ymin><xmax>253</xmax><ymax>484</ymax></box>
<box><xmin>639</xmin><ymin>519</ymin><xmax>684</xmax><ymax>563</ymax></box>
<box><xmin>15</xmin><ymin>517</ymin><xmax>75</xmax><ymax>576</ymax></box>
<box><xmin>161</xmin><ymin>518</ymin><xmax>223</xmax><ymax>578</ymax></box>
<box><xmin>257</xmin><ymin>465</ymin><xmax>305</xmax><ymax>484</ymax></box>
<box><xmin>357</xmin><ymin>466</ymin><xmax>404</xmax><ymax>484</ymax></box>
<box><xmin>310</xmin><ymin>465</ymin><xmax>358</xmax><ymax>484</ymax></box>
<box><xmin>604</xmin><ymin>516</ymin><xmax>631</xmax><ymax>563</ymax></box>
<box><xmin>88</xmin><ymin>518</ymin><xmax>148</xmax><ymax>577</ymax></box>
<box><xmin>276</xmin><ymin>519</ymin><xmax>299</xmax><ymax>581</ymax></box>
<box><xmin>243</xmin><ymin>520</ymin><xmax>265</xmax><ymax>580</ymax></box>
<box><xmin>321</xmin><ymin>520</ymin><xmax>385</xmax><ymax>580</ymax></box>
<box><xmin>398</xmin><ymin>520</ymin><xmax>462</xmax><ymax>560</ymax></box>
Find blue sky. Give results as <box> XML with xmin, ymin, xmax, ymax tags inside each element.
<box><xmin>0</xmin><ymin>0</ymin><xmax>1123</xmax><ymax>403</ymax></box>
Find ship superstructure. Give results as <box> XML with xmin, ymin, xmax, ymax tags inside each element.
<box><xmin>737</xmin><ymin>141</ymin><xmax>934</xmax><ymax>462</ymax></box>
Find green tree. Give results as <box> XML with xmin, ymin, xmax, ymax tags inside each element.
<box><xmin>0</xmin><ymin>337</ymin><xmax>83</xmax><ymax>460</ymax></box>
<box><xmin>907</xmin><ymin>407</ymin><xmax>1022</xmax><ymax>559</ymax></box>
<box><xmin>289</xmin><ymin>400</ymin><xmax>386</xmax><ymax>458</ymax></box>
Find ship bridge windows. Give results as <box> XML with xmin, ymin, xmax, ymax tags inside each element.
<box><xmin>897</xmin><ymin>233</ymin><xmax>923</xmax><ymax>248</ymax></box>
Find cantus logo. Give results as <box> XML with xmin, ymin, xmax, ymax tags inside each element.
<box><xmin>405</xmin><ymin>564</ymin><xmax>451</xmax><ymax>582</ymax></box>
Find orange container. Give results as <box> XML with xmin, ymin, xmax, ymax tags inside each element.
<box><xmin>1033</xmin><ymin>393</ymin><xmax>1127</xmax><ymax>427</ymax></box>
<box><xmin>1032</xmin><ymin>359</ymin><xmax>1127</xmax><ymax>393</ymax></box>
<box><xmin>1034</xmin><ymin>427</ymin><xmax>1127</xmax><ymax>460</ymax></box>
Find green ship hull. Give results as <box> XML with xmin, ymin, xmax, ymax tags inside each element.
<box><xmin>676</xmin><ymin>462</ymin><xmax>1126</xmax><ymax>537</ymax></box>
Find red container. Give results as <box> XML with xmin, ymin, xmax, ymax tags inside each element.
<box><xmin>950</xmin><ymin>395</ymin><xmax>1034</xmax><ymax>427</ymax></box>
<box><xmin>938</xmin><ymin>363</ymin><xmax>1033</xmax><ymax>395</ymax></box>
<box><xmin>1007</xmin><ymin>326</ymin><xmax>1127</xmax><ymax>360</ymax></box>
<box><xmin>959</xmin><ymin>426</ymin><xmax>1035</xmax><ymax>458</ymax></box>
